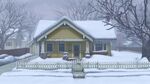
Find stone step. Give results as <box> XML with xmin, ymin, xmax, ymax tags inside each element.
<box><xmin>72</xmin><ymin>72</ymin><xmax>85</xmax><ymax>78</ymax></box>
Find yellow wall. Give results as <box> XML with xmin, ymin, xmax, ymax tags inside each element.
<box><xmin>47</xmin><ymin>25</ymin><xmax>83</xmax><ymax>39</ymax></box>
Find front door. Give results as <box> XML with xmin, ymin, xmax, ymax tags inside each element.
<box><xmin>73</xmin><ymin>44</ymin><xmax>80</xmax><ymax>58</ymax></box>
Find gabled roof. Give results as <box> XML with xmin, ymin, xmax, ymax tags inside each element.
<box><xmin>34</xmin><ymin>17</ymin><xmax>116</xmax><ymax>41</ymax></box>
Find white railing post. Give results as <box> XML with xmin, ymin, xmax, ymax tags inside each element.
<box><xmin>117</xmin><ymin>62</ymin><xmax>119</xmax><ymax>69</ymax></box>
<box><xmin>35</xmin><ymin>62</ymin><xmax>39</xmax><ymax>69</ymax></box>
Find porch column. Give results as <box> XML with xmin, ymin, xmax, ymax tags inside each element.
<box><xmin>41</xmin><ymin>41</ymin><xmax>45</xmax><ymax>53</ymax></box>
<box><xmin>85</xmin><ymin>41</ymin><xmax>90</xmax><ymax>54</ymax></box>
<box><xmin>106</xmin><ymin>42</ymin><xmax>111</xmax><ymax>56</ymax></box>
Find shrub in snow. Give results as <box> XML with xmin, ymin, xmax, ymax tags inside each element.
<box><xmin>40</xmin><ymin>53</ymin><xmax>47</xmax><ymax>59</ymax></box>
<box><xmin>63</xmin><ymin>52</ymin><xmax>68</xmax><ymax>60</ymax></box>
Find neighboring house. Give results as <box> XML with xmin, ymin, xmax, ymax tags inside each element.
<box><xmin>5</xmin><ymin>38</ymin><xmax>17</xmax><ymax>50</ymax></box>
<box><xmin>5</xmin><ymin>36</ymin><xmax>28</xmax><ymax>50</ymax></box>
<box><xmin>30</xmin><ymin>17</ymin><xmax>117</xmax><ymax>58</ymax></box>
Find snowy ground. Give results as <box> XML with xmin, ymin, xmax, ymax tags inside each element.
<box><xmin>0</xmin><ymin>51</ymin><xmax>150</xmax><ymax>84</ymax></box>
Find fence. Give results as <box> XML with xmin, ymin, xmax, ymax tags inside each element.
<box><xmin>16</xmin><ymin>61</ymin><xmax>150</xmax><ymax>70</ymax></box>
<box><xmin>118</xmin><ymin>47</ymin><xmax>142</xmax><ymax>52</ymax></box>
<box><xmin>0</xmin><ymin>48</ymin><xmax>30</xmax><ymax>56</ymax></box>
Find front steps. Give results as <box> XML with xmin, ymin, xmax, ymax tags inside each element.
<box><xmin>72</xmin><ymin>61</ymin><xmax>85</xmax><ymax>78</ymax></box>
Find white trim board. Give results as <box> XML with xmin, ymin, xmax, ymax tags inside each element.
<box><xmin>46</xmin><ymin>39</ymin><xmax>85</xmax><ymax>41</ymax></box>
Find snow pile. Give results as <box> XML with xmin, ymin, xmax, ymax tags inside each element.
<box><xmin>30</xmin><ymin>57</ymin><xmax>68</xmax><ymax>64</ymax></box>
<box><xmin>83</xmin><ymin>51</ymin><xmax>145</xmax><ymax>63</ymax></box>
<box><xmin>0</xmin><ymin>55</ymin><xmax>16</xmax><ymax>65</ymax></box>
<box><xmin>0</xmin><ymin>53</ymin><xmax>32</xmax><ymax>66</ymax></box>
<box><xmin>4</xmin><ymin>56</ymin><xmax>17</xmax><ymax>62</ymax></box>
<box><xmin>15</xmin><ymin>53</ymin><xmax>32</xmax><ymax>60</ymax></box>
<box><xmin>140</xmin><ymin>57</ymin><xmax>149</xmax><ymax>62</ymax></box>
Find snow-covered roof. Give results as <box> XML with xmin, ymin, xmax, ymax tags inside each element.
<box><xmin>34</xmin><ymin>17</ymin><xmax>116</xmax><ymax>40</ymax></box>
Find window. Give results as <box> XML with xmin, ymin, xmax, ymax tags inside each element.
<box><xmin>59</xmin><ymin>43</ymin><xmax>65</xmax><ymax>52</ymax></box>
<box><xmin>95</xmin><ymin>43</ymin><xmax>103</xmax><ymax>51</ymax></box>
<box><xmin>103</xmin><ymin>43</ymin><xmax>107</xmax><ymax>50</ymax></box>
<box><xmin>47</xmin><ymin>43</ymin><xmax>53</xmax><ymax>52</ymax></box>
<box><xmin>6</xmin><ymin>42</ymin><xmax>12</xmax><ymax>46</ymax></box>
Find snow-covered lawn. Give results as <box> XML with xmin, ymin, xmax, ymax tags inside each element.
<box><xmin>83</xmin><ymin>51</ymin><xmax>148</xmax><ymax>63</ymax></box>
<box><xmin>30</xmin><ymin>51</ymin><xmax>148</xmax><ymax>64</ymax></box>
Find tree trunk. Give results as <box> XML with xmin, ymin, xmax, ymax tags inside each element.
<box><xmin>0</xmin><ymin>43</ymin><xmax>5</xmax><ymax>50</ymax></box>
<box><xmin>142</xmin><ymin>39</ymin><xmax>150</xmax><ymax>61</ymax></box>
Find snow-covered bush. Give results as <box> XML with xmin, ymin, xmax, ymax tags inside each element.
<box><xmin>4</xmin><ymin>56</ymin><xmax>17</xmax><ymax>62</ymax></box>
<box><xmin>63</xmin><ymin>52</ymin><xmax>68</xmax><ymax>60</ymax></box>
<box><xmin>15</xmin><ymin>53</ymin><xmax>32</xmax><ymax>60</ymax></box>
<box><xmin>0</xmin><ymin>56</ymin><xmax>17</xmax><ymax>66</ymax></box>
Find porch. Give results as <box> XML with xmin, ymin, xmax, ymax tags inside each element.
<box><xmin>39</xmin><ymin>40</ymin><xmax>91</xmax><ymax>58</ymax></box>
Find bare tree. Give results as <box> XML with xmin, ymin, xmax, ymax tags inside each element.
<box><xmin>90</xmin><ymin>0</ymin><xmax>150</xmax><ymax>60</ymax></box>
<box><xmin>0</xmin><ymin>0</ymin><xmax>38</xmax><ymax>49</ymax></box>
<box><xmin>15</xmin><ymin>12</ymin><xmax>39</xmax><ymax>48</ymax></box>
<box><xmin>56</xmin><ymin>0</ymin><xmax>99</xmax><ymax>20</ymax></box>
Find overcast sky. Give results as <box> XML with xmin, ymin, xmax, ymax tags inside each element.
<box><xmin>17</xmin><ymin>0</ymin><xmax>68</xmax><ymax>20</ymax></box>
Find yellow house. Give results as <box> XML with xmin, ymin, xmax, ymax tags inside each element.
<box><xmin>30</xmin><ymin>17</ymin><xmax>116</xmax><ymax>58</ymax></box>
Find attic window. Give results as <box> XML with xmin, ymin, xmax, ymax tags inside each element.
<box><xmin>63</xmin><ymin>22</ymin><xmax>66</xmax><ymax>25</ymax></box>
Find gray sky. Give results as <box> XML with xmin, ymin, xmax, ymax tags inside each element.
<box><xmin>17</xmin><ymin>0</ymin><xmax>68</xmax><ymax>20</ymax></box>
